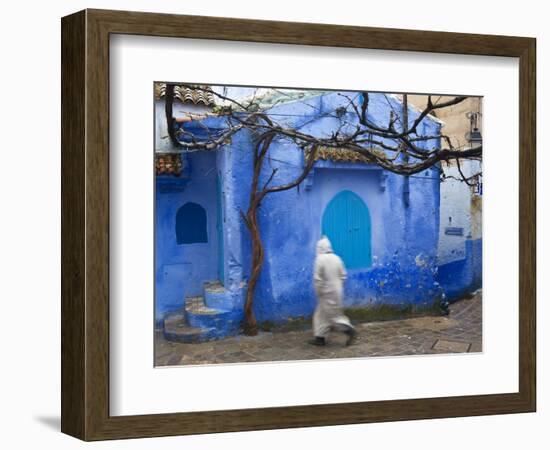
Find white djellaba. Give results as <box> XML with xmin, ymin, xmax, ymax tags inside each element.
<box><xmin>311</xmin><ymin>237</ymin><xmax>357</xmax><ymax>346</ymax></box>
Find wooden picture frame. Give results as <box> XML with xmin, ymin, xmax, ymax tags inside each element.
<box><xmin>61</xmin><ymin>9</ymin><xmax>536</xmax><ymax>441</ymax></box>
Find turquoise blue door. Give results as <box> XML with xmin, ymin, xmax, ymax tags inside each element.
<box><xmin>321</xmin><ymin>190</ymin><xmax>372</xmax><ymax>269</ymax></box>
<box><xmin>216</xmin><ymin>175</ymin><xmax>225</xmax><ymax>284</ymax></box>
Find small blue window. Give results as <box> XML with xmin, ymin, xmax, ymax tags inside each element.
<box><xmin>175</xmin><ymin>202</ymin><xmax>208</xmax><ymax>244</ymax></box>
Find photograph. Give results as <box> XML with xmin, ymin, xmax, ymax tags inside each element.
<box><xmin>154</xmin><ymin>83</ymin><xmax>483</xmax><ymax>367</ymax></box>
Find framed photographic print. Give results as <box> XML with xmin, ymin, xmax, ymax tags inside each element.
<box><xmin>61</xmin><ymin>9</ymin><xmax>536</xmax><ymax>441</ymax></box>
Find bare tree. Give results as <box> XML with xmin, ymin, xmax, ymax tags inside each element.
<box><xmin>239</xmin><ymin>127</ymin><xmax>319</xmax><ymax>334</ymax></box>
<box><xmin>162</xmin><ymin>84</ymin><xmax>482</xmax><ymax>334</ymax></box>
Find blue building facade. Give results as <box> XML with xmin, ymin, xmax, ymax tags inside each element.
<box><xmin>155</xmin><ymin>88</ymin><xmax>477</xmax><ymax>342</ymax></box>
<box><xmin>435</xmin><ymin>159</ymin><xmax>483</xmax><ymax>301</ymax></box>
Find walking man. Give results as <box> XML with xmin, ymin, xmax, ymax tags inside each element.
<box><xmin>309</xmin><ymin>237</ymin><xmax>357</xmax><ymax>346</ymax></box>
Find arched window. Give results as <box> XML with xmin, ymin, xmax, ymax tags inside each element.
<box><xmin>175</xmin><ymin>202</ymin><xmax>208</xmax><ymax>244</ymax></box>
<box><xmin>322</xmin><ymin>190</ymin><xmax>372</xmax><ymax>269</ymax></box>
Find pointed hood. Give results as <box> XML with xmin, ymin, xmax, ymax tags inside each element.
<box><xmin>316</xmin><ymin>236</ymin><xmax>333</xmax><ymax>255</ymax></box>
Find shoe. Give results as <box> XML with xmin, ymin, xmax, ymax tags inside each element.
<box><xmin>345</xmin><ymin>328</ymin><xmax>357</xmax><ymax>346</ymax></box>
<box><xmin>308</xmin><ymin>336</ymin><xmax>326</xmax><ymax>346</ymax></box>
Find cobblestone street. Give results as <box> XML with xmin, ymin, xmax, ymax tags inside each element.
<box><xmin>155</xmin><ymin>291</ymin><xmax>482</xmax><ymax>366</ymax></box>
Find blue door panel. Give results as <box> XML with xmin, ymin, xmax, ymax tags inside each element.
<box><xmin>321</xmin><ymin>190</ymin><xmax>372</xmax><ymax>269</ymax></box>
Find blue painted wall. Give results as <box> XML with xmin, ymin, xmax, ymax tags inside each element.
<box><xmin>155</xmin><ymin>150</ymin><xmax>220</xmax><ymax>318</ymax></box>
<box><xmin>155</xmin><ymin>92</ymin><xmax>450</xmax><ymax>326</ymax></box>
<box><xmin>437</xmin><ymin>238</ymin><xmax>482</xmax><ymax>301</ymax></box>
<box><xmin>238</xmin><ymin>93</ymin><xmax>443</xmax><ymax>323</ymax></box>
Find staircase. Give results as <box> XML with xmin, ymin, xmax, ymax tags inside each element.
<box><xmin>162</xmin><ymin>282</ymin><xmax>242</xmax><ymax>343</ymax></box>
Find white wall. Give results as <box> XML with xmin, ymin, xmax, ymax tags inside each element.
<box><xmin>0</xmin><ymin>1</ymin><xmax>546</xmax><ymax>449</ymax></box>
<box><xmin>438</xmin><ymin>159</ymin><xmax>482</xmax><ymax>265</ymax></box>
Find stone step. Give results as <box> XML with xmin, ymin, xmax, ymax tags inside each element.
<box><xmin>185</xmin><ymin>296</ymin><xmax>221</xmax><ymax>314</ymax></box>
<box><xmin>202</xmin><ymin>280</ymin><xmax>234</xmax><ymax>310</ymax></box>
<box><xmin>162</xmin><ymin>292</ymin><xmax>244</xmax><ymax>344</ymax></box>
<box><xmin>162</xmin><ymin>311</ymin><xmax>217</xmax><ymax>343</ymax></box>
<box><xmin>185</xmin><ymin>296</ymin><xmax>233</xmax><ymax>329</ymax></box>
<box><xmin>203</xmin><ymin>280</ymin><xmax>224</xmax><ymax>292</ymax></box>
<box><xmin>202</xmin><ymin>280</ymin><xmax>247</xmax><ymax>311</ymax></box>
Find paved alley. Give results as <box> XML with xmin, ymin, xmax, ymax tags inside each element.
<box><xmin>155</xmin><ymin>291</ymin><xmax>482</xmax><ymax>367</ymax></box>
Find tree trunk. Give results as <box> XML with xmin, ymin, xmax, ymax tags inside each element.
<box><xmin>241</xmin><ymin>136</ymin><xmax>317</xmax><ymax>335</ymax></box>
<box><xmin>243</xmin><ymin>197</ymin><xmax>262</xmax><ymax>335</ymax></box>
<box><xmin>241</xmin><ymin>133</ymin><xmax>274</xmax><ymax>335</ymax></box>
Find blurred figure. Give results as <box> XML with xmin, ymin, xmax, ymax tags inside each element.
<box><xmin>309</xmin><ymin>237</ymin><xmax>357</xmax><ymax>346</ymax></box>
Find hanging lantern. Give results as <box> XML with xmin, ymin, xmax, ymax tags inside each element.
<box><xmin>465</xmin><ymin>111</ymin><xmax>482</xmax><ymax>145</ymax></box>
